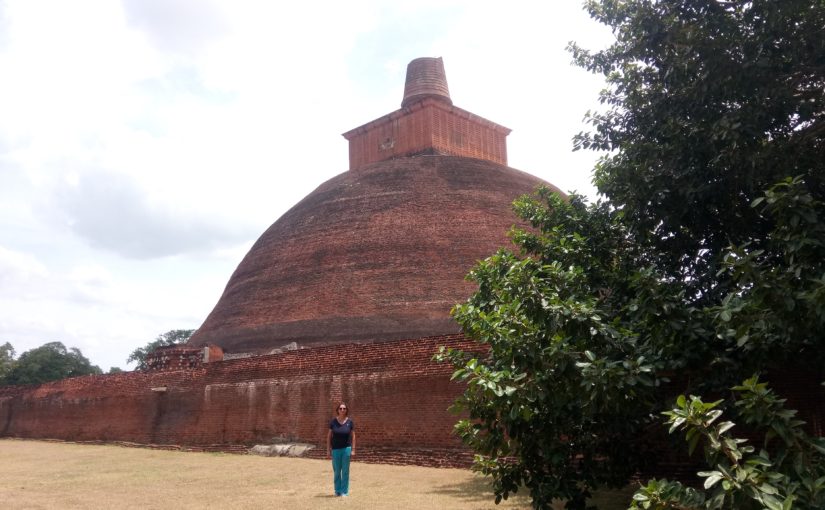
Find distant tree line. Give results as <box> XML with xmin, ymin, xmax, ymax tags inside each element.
<box><xmin>0</xmin><ymin>341</ymin><xmax>103</xmax><ymax>386</ymax></box>
<box><xmin>0</xmin><ymin>329</ymin><xmax>194</xmax><ymax>386</ymax></box>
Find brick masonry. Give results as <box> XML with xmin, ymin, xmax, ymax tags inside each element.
<box><xmin>188</xmin><ymin>56</ymin><xmax>550</xmax><ymax>356</ymax></box>
<box><xmin>188</xmin><ymin>156</ymin><xmax>562</xmax><ymax>354</ymax></box>
<box><xmin>343</xmin><ymin>98</ymin><xmax>510</xmax><ymax>170</ymax></box>
<box><xmin>1</xmin><ymin>335</ymin><xmax>821</xmax><ymax>474</ymax></box>
<box><xmin>0</xmin><ymin>334</ymin><xmax>484</xmax><ymax>468</ymax></box>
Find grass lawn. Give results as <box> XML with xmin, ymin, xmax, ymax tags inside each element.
<box><xmin>0</xmin><ymin>439</ymin><xmax>532</xmax><ymax>509</ymax></box>
<box><xmin>0</xmin><ymin>439</ymin><xmax>632</xmax><ymax>509</ymax></box>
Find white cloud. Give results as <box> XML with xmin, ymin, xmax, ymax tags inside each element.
<box><xmin>52</xmin><ymin>169</ymin><xmax>257</xmax><ymax>259</ymax></box>
<box><xmin>0</xmin><ymin>0</ymin><xmax>615</xmax><ymax>370</ymax></box>
<box><xmin>0</xmin><ymin>245</ymin><xmax>48</xmax><ymax>285</ymax></box>
<box><xmin>122</xmin><ymin>0</ymin><xmax>230</xmax><ymax>56</ymax></box>
<box><xmin>67</xmin><ymin>264</ymin><xmax>115</xmax><ymax>303</ymax></box>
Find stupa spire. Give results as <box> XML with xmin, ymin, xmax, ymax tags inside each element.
<box><xmin>401</xmin><ymin>57</ymin><xmax>452</xmax><ymax>108</ymax></box>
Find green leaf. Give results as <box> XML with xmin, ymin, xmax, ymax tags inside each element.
<box><xmin>745</xmin><ymin>457</ymin><xmax>771</xmax><ymax>467</ymax></box>
<box><xmin>761</xmin><ymin>493</ymin><xmax>783</xmax><ymax>510</ymax></box>
<box><xmin>688</xmin><ymin>432</ymin><xmax>701</xmax><ymax>456</ymax></box>
<box><xmin>700</xmin><ymin>471</ymin><xmax>724</xmax><ymax>489</ymax></box>
<box><xmin>668</xmin><ymin>416</ymin><xmax>686</xmax><ymax>433</ymax></box>
<box><xmin>759</xmin><ymin>483</ymin><xmax>779</xmax><ymax>495</ymax></box>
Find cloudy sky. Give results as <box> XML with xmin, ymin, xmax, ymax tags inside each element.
<box><xmin>0</xmin><ymin>0</ymin><xmax>614</xmax><ymax>371</ymax></box>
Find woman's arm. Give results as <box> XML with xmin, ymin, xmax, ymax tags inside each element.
<box><xmin>326</xmin><ymin>429</ymin><xmax>332</xmax><ymax>457</ymax></box>
<box><xmin>350</xmin><ymin>430</ymin><xmax>356</xmax><ymax>456</ymax></box>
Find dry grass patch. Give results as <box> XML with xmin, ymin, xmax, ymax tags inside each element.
<box><xmin>0</xmin><ymin>439</ymin><xmax>533</xmax><ymax>509</ymax></box>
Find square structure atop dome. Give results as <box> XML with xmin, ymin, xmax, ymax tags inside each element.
<box><xmin>342</xmin><ymin>57</ymin><xmax>511</xmax><ymax>171</ymax></box>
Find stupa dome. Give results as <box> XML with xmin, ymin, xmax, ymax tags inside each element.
<box><xmin>188</xmin><ymin>58</ymin><xmax>562</xmax><ymax>353</ymax></box>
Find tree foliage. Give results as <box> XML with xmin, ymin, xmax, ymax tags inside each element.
<box><xmin>442</xmin><ymin>178</ymin><xmax>824</xmax><ymax>508</ymax></box>
<box><xmin>127</xmin><ymin>329</ymin><xmax>194</xmax><ymax>370</ymax></box>
<box><xmin>0</xmin><ymin>342</ymin><xmax>16</xmax><ymax>382</ymax></box>
<box><xmin>440</xmin><ymin>190</ymin><xmax>681</xmax><ymax>507</ymax></box>
<box><xmin>570</xmin><ymin>0</ymin><xmax>824</xmax><ymax>297</ymax></box>
<box><xmin>633</xmin><ymin>377</ymin><xmax>825</xmax><ymax>510</ymax></box>
<box><xmin>439</xmin><ymin>1</ymin><xmax>825</xmax><ymax>508</ymax></box>
<box><xmin>3</xmin><ymin>341</ymin><xmax>102</xmax><ymax>386</ymax></box>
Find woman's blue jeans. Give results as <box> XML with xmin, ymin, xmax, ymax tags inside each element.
<box><xmin>331</xmin><ymin>446</ymin><xmax>351</xmax><ymax>495</ymax></box>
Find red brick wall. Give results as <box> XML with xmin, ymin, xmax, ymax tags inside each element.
<box><xmin>343</xmin><ymin>99</ymin><xmax>509</xmax><ymax>170</ymax></box>
<box><xmin>0</xmin><ymin>335</ymin><xmax>482</xmax><ymax>467</ymax></box>
<box><xmin>430</xmin><ymin>105</ymin><xmax>508</xmax><ymax>164</ymax></box>
<box><xmin>1</xmin><ymin>335</ymin><xmax>821</xmax><ymax>473</ymax></box>
<box><xmin>145</xmin><ymin>346</ymin><xmax>204</xmax><ymax>371</ymax></box>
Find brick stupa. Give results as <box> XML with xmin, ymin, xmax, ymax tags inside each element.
<box><xmin>189</xmin><ymin>57</ymin><xmax>561</xmax><ymax>354</ymax></box>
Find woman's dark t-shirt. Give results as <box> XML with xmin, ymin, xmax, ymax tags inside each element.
<box><xmin>329</xmin><ymin>418</ymin><xmax>354</xmax><ymax>450</ymax></box>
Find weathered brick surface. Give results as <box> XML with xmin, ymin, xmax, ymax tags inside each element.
<box><xmin>145</xmin><ymin>346</ymin><xmax>204</xmax><ymax>371</ymax></box>
<box><xmin>1</xmin><ymin>336</ymin><xmax>820</xmax><ymax>473</ymax></box>
<box><xmin>304</xmin><ymin>446</ymin><xmax>474</xmax><ymax>468</ymax></box>
<box><xmin>402</xmin><ymin>57</ymin><xmax>452</xmax><ymax>108</ymax></box>
<box><xmin>189</xmin><ymin>156</ymin><xmax>561</xmax><ymax>354</ymax></box>
<box><xmin>343</xmin><ymin>99</ymin><xmax>510</xmax><ymax>170</ymax></box>
<box><xmin>0</xmin><ymin>335</ymin><xmax>483</xmax><ymax>467</ymax></box>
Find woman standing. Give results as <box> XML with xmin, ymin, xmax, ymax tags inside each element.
<box><xmin>327</xmin><ymin>402</ymin><xmax>355</xmax><ymax>497</ymax></box>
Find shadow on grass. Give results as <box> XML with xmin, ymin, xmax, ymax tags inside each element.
<box><xmin>432</xmin><ymin>477</ymin><xmax>634</xmax><ymax>510</ymax></box>
<box><xmin>585</xmin><ymin>488</ymin><xmax>636</xmax><ymax>510</ymax></box>
<box><xmin>431</xmin><ymin>476</ymin><xmax>530</xmax><ymax>506</ymax></box>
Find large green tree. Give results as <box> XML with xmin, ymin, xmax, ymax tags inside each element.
<box><xmin>442</xmin><ymin>191</ymin><xmax>684</xmax><ymax>507</ymax></box>
<box><xmin>440</xmin><ymin>1</ymin><xmax>825</xmax><ymax>508</ymax></box>
<box><xmin>570</xmin><ymin>0</ymin><xmax>824</xmax><ymax>297</ymax></box>
<box><xmin>4</xmin><ymin>342</ymin><xmax>102</xmax><ymax>386</ymax></box>
<box><xmin>127</xmin><ymin>329</ymin><xmax>194</xmax><ymax>370</ymax></box>
<box><xmin>0</xmin><ymin>342</ymin><xmax>16</xmax><ymax>383</ymax></box>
